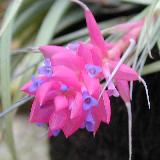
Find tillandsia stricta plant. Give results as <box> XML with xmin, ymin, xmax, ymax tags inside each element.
<box><xmin>0</xmin><ymin>0</ymin><xmax>160</xmax><ymax>159</ymax></box>
<box><xmin>20</xmin><ymin>0</ymin><xmax>151</xmax><ymax>160</ymax></box>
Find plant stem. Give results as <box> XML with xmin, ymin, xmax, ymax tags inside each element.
<box><xmin>126</xmin><ymin>102</ymin><xmax>132</xmax><ymax>160</ymax></box>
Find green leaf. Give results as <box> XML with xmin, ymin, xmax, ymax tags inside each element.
<box><xmin>142</xmin><ymin>61</ymin><xmax>160</xmax><ymax>75</ymax></box>
<box><xmin>158</xmin><ymin>39</ymin><xmax>160</xmax><ymax>51</ymax></box>
<box><xmin>0</xmin><ymin>1</ymin><xmax>26</xmax><ymax>159</ymax></box>
<box><xmin>0</xmin><ymin>0</ymin><xmax>24</xmax><ymax>37</ymax></box>
<box><xmin>0</xmin><ymin>96</ymin><xmax>33</xmax><ymax>118</ymax></box>
<box><xmin>132</xmin><ymin>0</ymin><xmax>158</xmax><ymax>70</ymax></box>
<box><xmin>54</xmin><ymin>8</ymin><xmax>84</xmax><ymax>35</ymax></box>
<box><xmin>137</xmin><ymin>17</ymin><xmax>160</xmax><ymax>73</ymax></box>
<box><xmin>121</xmin><ymin>0</ymin><xmax>152</xmax><ymax>5</ymax></box>
<box><xmin>13</xmin><ymin>0</ymin><xmax>53</xmax><ymax>38</ymax></box>
<box><xmin>0</xmin><ymin>21</ymin><xmax>17</xmax><ymax>160</ymax></box>
<box><xmin>35</xmin><ymin>0</ymin><xmax>70</xmax><ymax>45</ymax></box>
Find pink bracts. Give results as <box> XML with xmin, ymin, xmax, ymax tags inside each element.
<box><xmin>21</xmin><ymin>0</ymin><xmax>144</xmax><ymax>138</ymax></box>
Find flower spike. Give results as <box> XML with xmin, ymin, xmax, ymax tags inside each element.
<box><xmin>71</xmin><ymin>0</ymin><xmax>107</xmax><ymax>52</ymax></box>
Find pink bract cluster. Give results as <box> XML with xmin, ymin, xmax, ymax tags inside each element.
<box><xmin>21</xmin><ymin>6</ymin><xmax>143</xmax><ymax>138</ymax></box>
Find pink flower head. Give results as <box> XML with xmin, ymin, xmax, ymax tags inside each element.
<box><xmin>21</xmin><ymin>0</ymin><xmax>147</xmax><ymax>138</ymax></box>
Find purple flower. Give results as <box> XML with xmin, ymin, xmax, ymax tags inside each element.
<box><xmin>82</xmin><ymin>91</ymin><xmax>98</xmax><ymax>110</ymax></box>
<box><xmin>36</xmin><ymin>123</ymin><xmax>46</xmax><ymax>127</ymax></box>
<box><xmin>85</xmin><ymin>64</ymin><xmax>102</xmax><ymax>78</ymax></box>
<box><xmin>52</xmin><ymin>129</ymin><xmax>60</xmax><ymax>136</ymax></box>
<box><xmin>38</xmin><ymin>59</ymin><xmax>53</xmax><ymax>77</ymax></box>
<box><xmin>66</xmin><ymin>42</ymin><xmax>80</xmax><ymax>52</ymax></box>
<box><xmin>29</xmin><ymin>76</ymin><xmax>43</xmax><ymax>92</ymax></box>
<box><xmin>60</xmin><ymin>84</ymin><xmax>68</xmax><ymax>92</ymax></box>
<box><xmin>85</xmin><ymin>112</ymin><xmax>95</xmax><ymax>132</ymax></box>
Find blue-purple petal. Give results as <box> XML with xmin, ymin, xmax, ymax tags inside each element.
<box><xmin>36</xmin><ymin>123</ymin><xmax>46</xmax><ymax>127</ymax></box>
<box><xmin>83</xmin><ymin>103</ymin><xmax>92</xmax><ymax>110</ymax></box>
<box><xmin>89</xmin><ymin>96</ymin><xmax>98</xmax><ymax>107</ymax></box>
<box><xmin>29</xmin><ymin>76</ymin><xmax>43</xmax><ymax>92</ymax></box>
<box><xmin>82</xmin><ymin>91</ymin><xmax>98</xmax><ymax>110</ymax></box>
<box><xmin>60</xmin><ymin>84</ymin><xmax>68</xmax><ymax>92</ymax></box>
<box><xmin>66</xmin><ymin>42</ymin><xmax>80</xmax><ymax>51</ymax></box>
<box><xmin>52</xmin><ymin>129</ymin><xmax>60</xmax><ymax>136</ymax></box>
<box><xmin>44</xmin><ymin>58</ymin><xmax>51</xmax><ymax>67</ymax></box>
<box><xmin>29</xmin><ymin>85</ymin><xmax>37</xmax><ymax>92</ymax></box>
<box><xmin>85</xmin><ymin>64</ymin><xmax>102</xmax><ymax>78</ymax></box>
<box><xmin>86</xmin><ymin>122</ymin><xmax>94</xmax><ymax>132</ymax></box>
<box><xmin>39</xmin><ymin>67</ymin><xmax>52</xmax><ymax>76</ymax></box>
<box><xmin>86</xmin><ymin>112</ymin><xmax>95</xmax><ymax>132</ymax></box>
